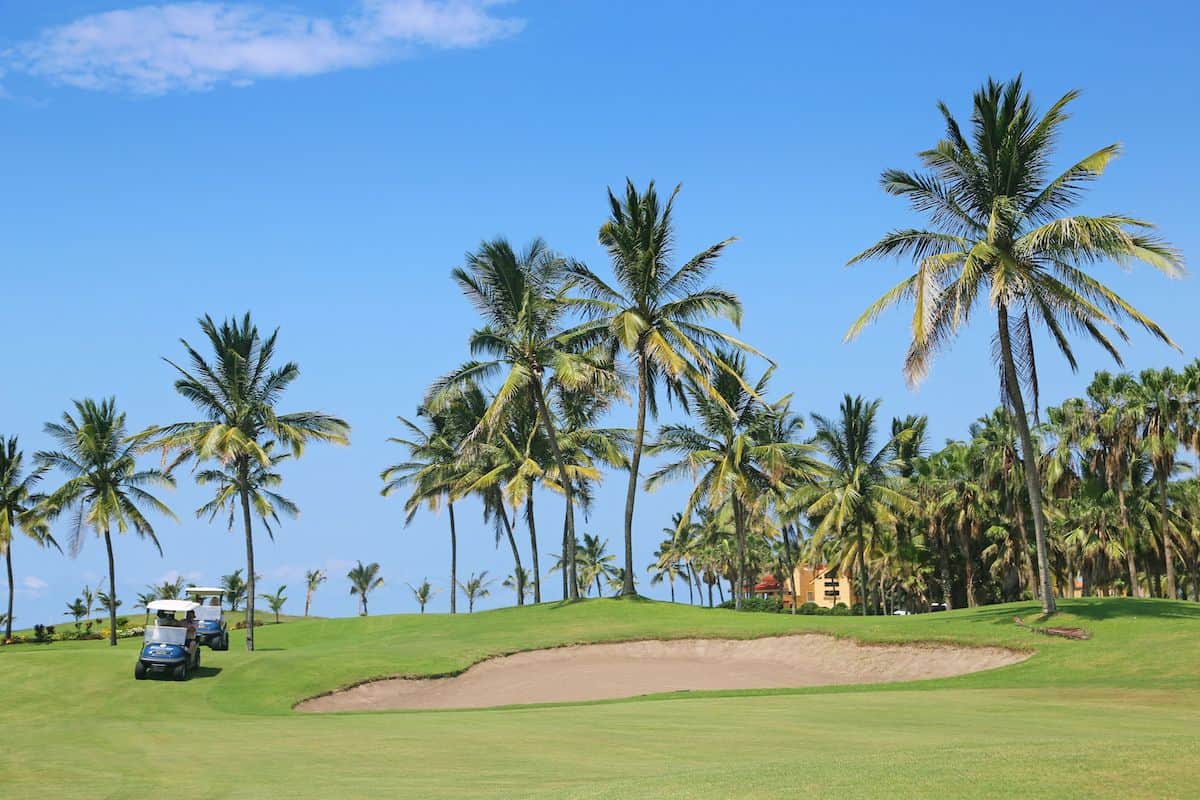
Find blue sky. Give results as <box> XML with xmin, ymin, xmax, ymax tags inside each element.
<box><xmin>1</xmin><ymin>1</ymin><xmax>1196</xmax><ymax>624</ymax></box>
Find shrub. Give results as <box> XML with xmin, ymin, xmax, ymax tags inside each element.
<box><xmin>830</xmin><ymin>603</ymin><xmax>851</xmax><ymax>616</ymax></box>
<box><xmin>718</xmin><ymin>597</ymin><xmax>783</xmax><ymax>613</ymax></box>
<box><xmin>234</xmin><ymin>619</ymin><xmax>265</xmax><ymax>630</ymax></box>
<box><xmin>797</xmin><ymin>602</ymin><xmax>829</xmax><ymax>615</ymax></box>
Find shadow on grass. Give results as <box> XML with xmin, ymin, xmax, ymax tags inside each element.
<box><xmin>944</xmin><ymin>597</ymin><xmax>1200</xmax><ymax>626</ymax></box>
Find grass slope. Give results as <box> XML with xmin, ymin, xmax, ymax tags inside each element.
<box><xmin>2</xmin><ymin>597</ymin><xmax>1198</xmax><ymax>798</ymax></box>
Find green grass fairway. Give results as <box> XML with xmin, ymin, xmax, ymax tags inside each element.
<box><xmin>2</xmin><ymin>598</ymin><xmax>1198</xmax><ymax>798</ymax></box>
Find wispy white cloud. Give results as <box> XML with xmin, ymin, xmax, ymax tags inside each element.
<box><xmin>19</xmin><ymin>576</ymin><xmax>50</xmax><ymax>597</ymax></box>
<box><xmin>5</xmin><ymin>0</ymin><xmax>523</xmax><ymax>94</ymax></box>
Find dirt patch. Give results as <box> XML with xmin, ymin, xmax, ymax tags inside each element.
<box><xmin>296</xmin><ymin>636</ymin><xmax>1028</xmax><ymax>712</ymax></box>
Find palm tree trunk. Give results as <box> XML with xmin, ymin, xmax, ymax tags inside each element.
<box><xmin>530</xmin><ymin>379</ymin><xmax>579</xmax><ymax>600</ymax></box>
<box><xmin>856</xmin><ymin>522</ymin><xmax>869</xmax><ymax>616</ymax></box>
<box><xmin>304</xmin><ymin>588</ymin><xmax>311</xmax><ymax>617</ymax></box>
<box><xmin>686</xmin><ymin>569</ymin><xmax>694</xmax><ymax>606</ymax></box>
<box><xmin>1159</xmin><ymin>473</ymin><xmax>1177</xmax><ymax>599</ymax></box>
<box><xmin>497</xmin><ymin>499</ymin><xmax>524</xmax><ymax>606</ymax></box>
<box><xmin>620</xmin><ymin>356</ymin><xmax>649</xmax><ymax>597</ymax></box>
<box><xmin>103</xmin><ymin>528</ymin><xmax>117</xmax><ymax>646</ymax></box>
<box><xmin>526</xmin><ymin>490</ymin><xmax>541</xmax><ymax>604</ymax></box>
<box><xmin>561</xmin><ymin>516</ymin><xmax>569</xmax><ymax>600</ymax></box>
<box><xmin>1116</xmin><ymin>488</ymin><xmax>1141</xmax><ymax>598</ymax></box>
<box><xmin>732</xmin><ymin>499</ymin><xmax>746</xmax><ymax>611</ymax></box>
<box><xmin>668</xmin><ymin>577</ymin><xmax>675</xmax><ymax>603</ymax></box>
<box><xmin>715</xmin><ymin>580</ymin><xmax>724</xmax><ymax>605</ymax></box>
<box><xmin>935</xmin><ymin>520</ymin><xmax>953</xmax><ymax>611</ymax></box>
<box><xmin>997</xmin><ymin>305</ymin><xmax>1057</xmax><ymax>615</ymax></box>
<box><xmin>238</xmin><ymin>466</ymin><xmax>257</xmax><ymax>652</ymax></box>
<box><xmin>5</xmin><ymin>541</ymin><xmax>14</xmax><ymax>643</ymax></box>
<box><xmin>448</xmin><ymin>501</ymin><xmax>458</xmax><ymax>614</ymax></box>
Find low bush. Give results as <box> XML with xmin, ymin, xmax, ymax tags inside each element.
<box><xmin>831</xmin><ymin>603</ymin><xmax>852</xmax><ymax>616</ymax></box>
<box><xmin>717</xmin><ymin>597</ymin><xmax>783</xmax><ymax>613</ymax></box>
<box><xmin>234</xmin><ymin>619</ymin><xmax>265</xmax><ymax>630</ymax></box>
<box><xmin>797</xmin><ymin>602</ymin><xmax>828</xmax><ymax>615</ymax></box>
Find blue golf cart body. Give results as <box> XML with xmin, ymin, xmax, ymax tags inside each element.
<box><xmin>185</xmin><ymin>587</ymin><xmax>229</xmax><ymax>651</ymax></box>
<box><xmin>134</xmin><ymin>600</ymin><xmax>201</xmax><ymax>681</ymax></box>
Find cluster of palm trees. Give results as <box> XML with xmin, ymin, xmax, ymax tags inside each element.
<box><xmin>384</xmin><ymin>76</ymin><xmax>1186</xmax><ymax>617</ymax></box>
<box><xmin>0</xmin><ymin>315</ymin><xmax>349</xmax><ymax>647</ymax></box>
<box><xmin>649</xmin><ymin>364</ymin><xmax>1200</xmax><ymax>614</ymax></box>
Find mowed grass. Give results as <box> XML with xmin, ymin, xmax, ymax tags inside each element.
<box><xmin>2</xmin><ymin>597</ymin><xmax>1198</xmax><ymax>799</ymax></box>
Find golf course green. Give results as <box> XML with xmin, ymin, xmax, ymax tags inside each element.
<box><xmin>2</xmin><ymin>597</ymin><xmax>1198</xmax><ymax>798</ymax></box>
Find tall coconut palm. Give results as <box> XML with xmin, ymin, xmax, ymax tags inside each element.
<box><xmin>847</xmin><ymin>78</ymin><xmax>1184</xmax><ymax>614</ymax></box>
<box><xmin>807</xmin><ymin>396</ymin><xmax>916</xmax><ymax>615</ymax></box>
<box><xmin>303</xmin><ymin>569</ymin><xmax>326</xmax><ymax>616</ymax></box>
<box><xmin>37</xmin><ymin>399</ymin><xmax>175</xmax><ymax>646</ymax></box>
<box><xmin>647</xmin><ymin>350</ymin><xmax>815</xmax><ymax>609</ymax></box>
<box><xmin>149</xmin><ymin>314</ymin><xmax>349</xmax><ymax>650</ymax></box>
<box><xmin>348</xmin><ymin>561</ymin><xmax>384</xmax><ymax>616</ymax></box>
<box><xmin>430</xmin><ymin>238</ymin><xmax>616</xmax><ymax>599</ymax></box>
<box><xmin>0</xmin><ymin>436</ymin><xmax>56</xmax><ymax>642</ymax></box>
<box><xmin>570</xmin><ymin>180</ymin><xmax>749</xmax><ymax>595</ymax></box>
<box><xmin>382</xmin><ymin>387</ymin><xmax>485</xmax><ymax>614</ymax></box>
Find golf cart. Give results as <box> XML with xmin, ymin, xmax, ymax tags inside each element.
<box><xmin>185</xmin><ymin>586</ymin><xmax>230</xmax><ymax>650</ymax></box>
<box><xmin>134</xmin><ymin>599</ymin><xmax>201</xmax><ymax>681</ymax></box>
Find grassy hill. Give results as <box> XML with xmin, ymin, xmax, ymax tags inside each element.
<box><xmin>2</xmin><ymin>597</ymin><xmax>1198</xmax><ymax>798</ymax></box>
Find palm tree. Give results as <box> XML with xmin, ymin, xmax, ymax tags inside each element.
<box><xmin>37</xmin><ymin>398</ymin><xmax>176</xmax><ymax>646</ymax></box>
<box><xmin>259</xmin><ymin>585</ymin><xmax>287</xmax><ymax>623</ymax></box>
<box><xmin>154</xmin><ymin>576</ymin><xmax>186</xmax><ymax>600</ymax></box>
<box><xmin>96</xmin><ymin>583</ymin><xmax>121</xmax><ymax>625</ymax></box>
<box><xmin>382</xmin><ymin>387</ymin><xmax>486</xmax><ymax>615</ymax></box>
<box><xmin>647</xmin><ymin>350</ymin><xmax>816</xmax><ymax>609</ymax></box>
<box><xmin>1132</xmin><ymin>368</ymin><xmax>1186</xmax><ymax>598</ymax></box>
<box><xmin>149</xmin><ymin>313</ymin><xmax>349</xmax><ymax>650</ymax></box>
<box><xmin>64</xmin><ymin>598</ymin><xmax>88</xmax><ymax>628</ymax></box>
<box><xmin>1</xmin><ymin>436</ymin><xmax>56</xmax><ymax>642</ymax></box>
<box><xmin>847</xmin><ymin>77</ymin><xmax>1184</xmax><ymax>614</ymax></box>
<box><xmin>135</xmin><ymin>589</ymin><xmax>157</xmax><ymax>625</ymax></box>
<box><xmin>303</xmin><ymin>569</ymin><xmax>326</xmax><ymax>616</ymax></box>
<box><xmin>348</xmin><ymin>561</ymin><xmax>383</xmax><ymax>616</ymax></box>
<box><xmin>195</xmin><ymin>443</ymin><xmax>299</xmax><ymax>541</ymax></box>
<box><xmin>807</xmin><ymin>396</ymin><xmax>915</xmax><ymax>615</ymax></box>
<box><xmin>407</xmin><ymin>579</ymin><xmax>438</xmax><ymax>613</ymax></box>
<box><xmin>80</xmin><ymin>584</ymin><xmax>95</xmax><ymax>628</ymax></box>
<box><xmin>430</xmin><ymin>238</ymin><xmax>617</xmax><ymax>600</ymax></box>
<box><xmin>458</xmin><ymin>571</ymin><xmax>493</xmax><ymax>613</ymax></box>
<box><xmin>570</xmin><ymin>179</ymin><xmax>748</xmax><ymax>595</ymax></box>
<box><xmin>502</xmin><ymin>568</ymin><xmax>534</xmax><ymax>603</ymax></box>
<box><xmin>221</xmin><ymin>569</ymin><xmax>248</xmax><ymax>612</ymax></box>
<box><xmin>576</xmin><ymin>533</ymin><xmax>617</xmax><ymax>597</ymax></box>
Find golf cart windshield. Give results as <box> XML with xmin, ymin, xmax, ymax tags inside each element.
<box><xmin>145</xmin><ymin>626</ymin><xmax>188</xmax><ymax>646</ymax></box>
<box><xmin>194</xmin><ymin>606</ymin><xmax>221</xmax><ymax>621</ymax></box>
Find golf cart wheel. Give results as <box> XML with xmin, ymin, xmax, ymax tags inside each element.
<box><xmin>134</xmin><ymin>662</ymin><xmax>148</xmax><ymax>680</ymax></box>
<box><xmin>193</xmin><ymin>650</ymin><xmax>201</xmax><ymax>670</ymax></box>
<box><xmin>173</xmin><ymin>664</ymin><xmax>188</xmax><ymax>681</ymax></box>
<box><xmin>219</xmin><ymin>635</ymin><xmax>229</xmax><ymax>651</ymax></box>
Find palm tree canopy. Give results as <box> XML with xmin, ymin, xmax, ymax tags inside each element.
<box><xmin>0</xmin><ymin>436</ymin><xmax>57</xmax><ymax>554</ymax></box>
<box><xmin>570</xmin><ymin>179</ymin><xmax>753</xmax><ymax>411</ymax></box>
<box><xmin>37</xmin><ymin>398</ymin><xmax>176</xmax><ymax>556</ymax></box>
<box><xmin>347</xmin><ymin>561</ymin><xmax>384</xmax><ymax>595</ymax></box>
<box><xmin>847</xmin><ymin>76</ymin><xmax>1184</xmax><ymax>401</ymax></box>
<box><xmin>147</xmin><ymin>313</ymin><xmax>350</xmax><ymax>465</ymax></box>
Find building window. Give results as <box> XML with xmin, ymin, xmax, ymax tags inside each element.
<box><xmin>807</xmin><ymin>592</ymin><xmax>814</xmax><ymax>602</ymax></box>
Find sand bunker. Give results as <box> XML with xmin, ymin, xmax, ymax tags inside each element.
<box><xmin>297</xmin><ymin>636</ymin><xmax>1027</xmax><ymax>712</ymax></box>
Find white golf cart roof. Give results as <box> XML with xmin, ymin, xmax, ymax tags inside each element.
<box><xmin>184</xmin><ymin>587</ymin><xmax>225</xmax><ymax>596</ymax></box>
<box><xmin>148</xmin><ymin>599</ymin><xmax>200</xmax><ymax>613</ymax></box>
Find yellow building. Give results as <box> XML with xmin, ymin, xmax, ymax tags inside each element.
<box><xmin>781</xmin><ymin>565</ymin><xmax>857</xmax><ymax>609</ymax></box>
